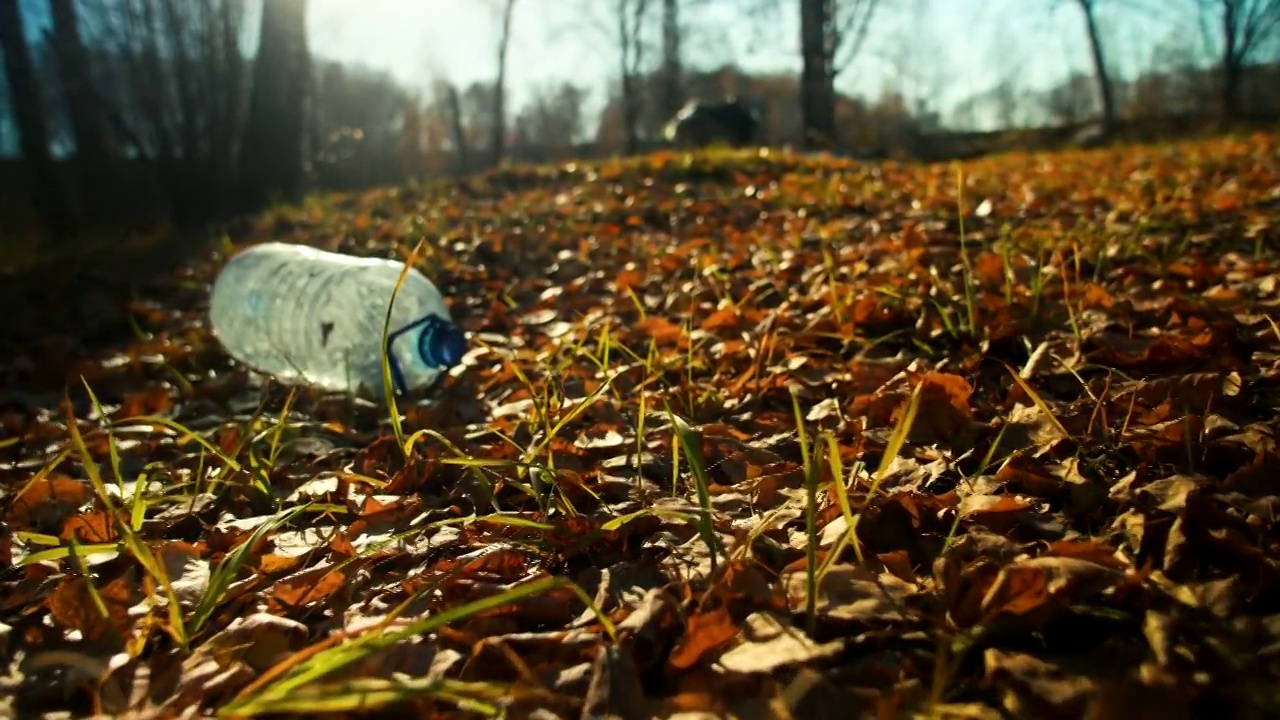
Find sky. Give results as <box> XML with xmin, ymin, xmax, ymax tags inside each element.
<box><xmin>307</xmin><ymin>0</ymin><xmax>1199</xmax><ymax>127</ymax></box>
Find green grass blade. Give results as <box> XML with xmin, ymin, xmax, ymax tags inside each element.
<box><xmin>66</xmin><ymin>398</ymin><xmax>188</xmax><ymax>648</ymax></box>
<box><xmin>221</xmin><ymin>575</ymin><xmax>571</xmax><ymax>716</ymax></box>
<box><xmin>221</xmin><ymin>677</ymin><xmax>510</xmax><ymax>716</ymax></box>
<box><xmin>402</xmin><ymin>428</ymin><xmax>501</xmax><ymax>511</ymax></box>
<box><xmin>79</xmin><ymin>378</ymin><xmax>124</xmax><ymax>494</ymax></box>
<box><xmin>1004</xmin><ymin>363</ymin><xmax>1071</xmax><ymax>440</ymax></box>
<box><xmin>188</xmin><ymin>504</ymin><xmax>310</xmax><ymax>637</ymax></box>
<box><xmin>790</xmin><ymin>390</ymin><xmax>818</xmax><ymax>634</ymax></box>
<box><xmin>871</xmin><ymin>382</ymin><xmax>923</xmax><ymax>490</ymax></box>
<box><xmin>381</xmin><ymin>239</ymin><xmax>426</xmax><ymax>457</ymax></box>
<box><xmin>664</xmin><ymin>405</ymin><xmax>721</xmax><ymax>570</ymax></box>
<box><xmin>112</xmin><ymin>415</ymin><xmax>243</xmax><ymax>472</ymax></box>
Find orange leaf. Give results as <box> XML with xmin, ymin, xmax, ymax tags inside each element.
<box><xmin>7</xmin><ymin>476</ymin><xmax>90</xmax><ymax>526</ymax></box>
<box><xmin>61</xmin><ymin>510</ymin><xmax>122</xmax><ymax>543</ymax></box>
<box><xmin>635</xmin><ymin>316</ymin><xmax>684</xmax><ymax>344</ymax></box>
<box><xmin>668</xmin><ymin>607</ymin><xmax>739</xmax><ymax>670</ymax></box>
<box><xmin>269</xmin><ymin>566</ymin><xmax>349</xmax><ymax>611</ymax></box>
<box><xmin>47</xmin><ymin>572</ymin><xmax>138</xmax><ymax>641</ymax></box>
<box><xmin>701</xmin><ymin>306</ymin><xmax>740</xmax><ymax>332</ymax></box>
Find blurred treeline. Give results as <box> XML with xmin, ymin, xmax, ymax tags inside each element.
<box><xmin>1</xmin><ymin>0</ymin><xmax>1279</xmax><ymax>259</ymax></box>
<box><xmin>0</xmin><ymin>0</ymin><xmax>311</xmax><ymax>255</ymax></box>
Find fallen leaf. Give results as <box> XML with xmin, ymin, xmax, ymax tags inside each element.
<box><xmin>668</xmin><ymin>606</ymin><xmax>739</xmax><ymax>670</ymax></box>
<box><xmin>716</xmin><ymin>612</ymin><xmax>844</xmax><ymax>674</ymax></box>
<box><xmin>979</xmin><ymin>556</ymin><xmax>1125</xmax><ymax>622</ymax></box>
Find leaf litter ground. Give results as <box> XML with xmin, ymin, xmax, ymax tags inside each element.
<box><xmin>3</xmin><ymin>132</ymin><xmax>1280</xmax><ymax>719</ymax></box>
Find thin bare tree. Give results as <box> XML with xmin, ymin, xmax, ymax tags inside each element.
<box><xmin>617</xmin><ymin>0</ymin><xmax>652</xmax><ymax>154</ymax></box>
<box><xmin>659</xmin><ymin>0</ymin><xmax>682</xmax><ymax>118</ymax></box>
<box><xmin>566</xmin><ymin>0</ymin><xmax>651</xmax><ymax>154</ymax></box>
<box><xmin>491</xmin><ymin>0</ymin><xmax>518</xmax><ymax>167</ymax></box>
<box><xmin>1197</xmin><ymin>0</ymin><xmax>1280</xmax><ymax>117</ymax></box>
<box><xmin>204</xmin><ymin>0</ymin><xmax>249</xmax><ymax>205</ymax></box>
<box><xmin>799</xmin><ymin>0</ymin><xmax>881</xmax><ymax>149</ymax></box>
<box><xmin>0</xmin><ymin>0</ymin><xmax>64</xmax><ymax>237</ymax></box>
<box><xmin>159</xmin><ymin>1</ymin><xmax>201</xmax><ymax>170</ymax></box>
<box><xmin>240</xmin><ymin>0</ymin><xmax>310</xmax><ymax>207</ymax></box>
<box><xmin>1070</xmin><ymin>0</ymin><xmax>1118</xmax><ymax>131</ymax></box>
<box><xmin>654</xmin><ymin>0</ymin><xmax>721</xmax><ymax>124</ymax></box>
<box><xmin>87</xmin><ymin>0</ymin><xmax>248</xmax><ymax>218</ymax></box>
<box><xmin>445</xmin><ymin>82</ymin><xmax>470</xmax><ymax>174</ymax></box>
<box><xmin>49</xmin><ymin>0</ymin><xmax>110</xmax><ymax>172</ymax></box>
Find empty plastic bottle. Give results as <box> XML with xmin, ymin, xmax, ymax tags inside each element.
<box><xmin>209</xmin><ymin>242</ymin><xmax>466</xmax><ymax>396</ymax></box>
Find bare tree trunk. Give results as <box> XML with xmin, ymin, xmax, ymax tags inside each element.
<box><xmin>796</xmin><ymin>0</ymin><xmax>879</xmax><ymax>150</ymax></box>
<box><xmin>660</xmin><ymin>0</ymin><xmax>682</xmax><ymax>119</ymax></box>
<box><xmin>446</xmin><ymin>83</ymin><xmax>470</xmax><ymax>175</ymax></box>
<box><xmin>240</xmin><ymin>0</ymin><xmax>309</xmax><ymax>207</ymax></box>
<box><xmin>799</xmin><ymin>0</ymin><xmax>834</xmax><ymax>149</ymax></box>
<box><xmin>161</xmin><ymin>1</ymin><xmax>202</xmax><ymax>166</ymax></box>
<box><xmin>0</xmin><ymin>0</ymin><xmax>66</xmax><ymax>238</ymax></box>
<box><xmin>220</xmin><ymin>0</ymin><xmax>247</xmax><ymax>188</ymax></box>
<box><xmin>198</xmin><ymin>0</ymin><xmax>246</xmax><ymax>211</ymax></box>
<box><xmin>1076</xmin><ymin>0</ymin><xmax>1116</xmax><ymax>131</ymax></box>
<box><xmin>399</xmin><ymin>98</ymin><xmax>424</xmax><ymax>179</ymax></box>
<box><xmin>617</xmin><ymin>0</ymin><xmax>649</xmax><ymax>154</ymax></box>
<box><xmin>1200</xmin><ymin>0</ymin><xmax>1280</xmax><ymax>120</ymax></box>
<box><xmin>122</xmin><ymin>0</ymin><xmax>177</xmax><ymax>163</ymax></box>
<box><xmin>160</xmin><ymin>0</ymin><xmax>211</xmax><ymax>222</ymax></box>
<box><xmin>1221</xmin><ymin>0</ymin><xmax>1241</xmax><ymax>118</ymax></box>
<box><xmin>491</xmin><ymin>0</ymin><xmax>517</xmax><ymax>167</ymax></box>
<box><xmin>49</xmin><ymin>0</ymin><xmax>110</xmax><ymax>170</ymax></box>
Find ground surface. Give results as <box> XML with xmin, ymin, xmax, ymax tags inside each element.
<box><xmin>3</xmin><ymin>133</ymin><xmax>1280</xmax><ymax>719</ymax></box>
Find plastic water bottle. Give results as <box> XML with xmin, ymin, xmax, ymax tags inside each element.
<box><xmin>208</xmin><ymin>242</ymin><xmax>466</xmax><ymax>396</ymax></box>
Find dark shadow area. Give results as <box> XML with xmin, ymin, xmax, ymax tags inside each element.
<box><xmin>0</xmin><ymin>224</ymin><xmax>223</xmax><ymax>404</ymax></box>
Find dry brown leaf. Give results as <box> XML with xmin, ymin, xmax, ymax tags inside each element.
<box><xmin>268</xmin><ymin>565</ymin><xmax>350</xmax><ymax>611</ymax></box>
<box><xmin>784</xmin><ymin>563</ymin><xmax>914</xmax><ymax>623</ymax></box>
<box><xmin>960</xmin><ymin>494</ymin><xmax>1034</xmax><ymax>534</ymax></box>
<box><xmin>716</xmin><ymin>612</ymin><xmax>844</xmax><ymax>674</ymax></box>
<box><xmin>197</xmin><ymin>612</ymin><xmax>310</xmax><ymax>673</ymax></box>
<box><xmin>157</xmin><ymin>541</ymin><xmax>211</xmax><ymax>608</ymax></box>
<box><xmin>978</xmin><ymin>556</ymin><xmax>1125</xmax><ymax>622</ymax></box>
<box><xmin>60</xmin><ymin>510</ymin><xmax>122</xmax><ymax>544</ymax></box>
<box><xmin>47</xmin><ymin>571</ymin><xmax>140</xmax><ymax>642</ymax></box>
<box><xmin>1137</xmin><ymin>475</ymin><xmax>1199</xmax><ymax>513</ymax></box>
<box><xmin>6</xmin><ymin>476</ymin><xmax>90</xmax><ymax>528</ymax></box>
<box><xmin>668</xmin><ymin>606</ymin><xmax>739</xmax><ymax>671</ymax></box>
<box><xmin>983</xmin><ymin>648</ymin><xmax>1097</xmax><ymax>720</ymax></box>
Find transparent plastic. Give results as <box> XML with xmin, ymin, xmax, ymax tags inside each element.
<box><xmin>209</xmin><ymin>242</ymin><xmax>465</xmax><ymax>395</ymax></box>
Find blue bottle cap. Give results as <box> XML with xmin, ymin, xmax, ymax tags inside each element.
<box><xmin>419</xmin><ymin>319</ymin><xmax>466</xmax><ymax>368</ymax></box>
